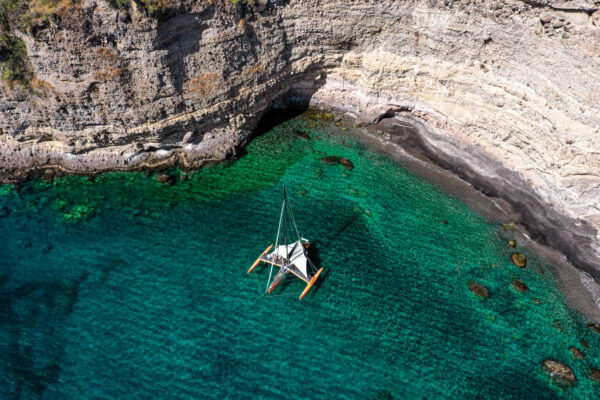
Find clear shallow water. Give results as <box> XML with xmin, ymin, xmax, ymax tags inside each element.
<box><xmin>1</xmin><ymin>111</ymin><xmax>599</xmax><ymax>399</ymax></box>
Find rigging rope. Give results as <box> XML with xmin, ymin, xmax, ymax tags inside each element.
<box><xmin>285</xmin><ymin>185</ymin><xmax>319</xmax><ymax>275</ymax></box>
<box><xmin>252</xmin><ymin>270</ymin><xmax>263</xmax><ymax>295</ymax></box>
<box><xmin>267</xmin><ymin>197</ymin><xmax>286</xmax><ymax>293</ymax></box>
<box><xmin>285</xmin><ymin>190</ymin><xmax>303</xmax><ymax>242</ymax></box>
<box><xmin>260</xmin><ymin>291</ymin><xmax>304</xmax><ymax>299</ymax></box>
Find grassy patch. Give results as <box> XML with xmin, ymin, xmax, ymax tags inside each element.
<box><xmin>0</xmin><ymin>32</ymin><xmax>30</xmax><ymax>87</ymax></box>
<box><xmin>0</xmin><ymin>0</ymin><xmax>21</xmax><ymax>31</ymax></box>
<box><xmin>0</xmin><ymin>0</ymin><xmax>80</xmax><ymax>88</ymax></box>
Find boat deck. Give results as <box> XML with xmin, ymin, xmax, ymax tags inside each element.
<box><xmin>259</xmin><ymin>255</ymin><xmax>310</xmax><ymax>284</ymax></box>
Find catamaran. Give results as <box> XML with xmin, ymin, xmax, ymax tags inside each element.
<box><xmin>248</xmin><ymin>185</ymin><xmax>324</xmax><ymax>300</ymax></box>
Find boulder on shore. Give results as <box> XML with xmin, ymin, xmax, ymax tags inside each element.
<box><xmin>511</xmin><ymin>252</ymin><xmax>526</xmax><ymax>268</ymax></box>
<box><xmin>541</xmin><ymin>359</ymin><xmax>576</xmax><ymax>386</ymax></box>
<box><xmin>468</xmin><ymin>281</ymin><xmax>489</xmax><ymax>299</ymax></box>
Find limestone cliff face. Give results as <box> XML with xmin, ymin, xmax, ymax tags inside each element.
<box><xmin>1</xmin><ymin>0</ymin><xmax>599</xmax><ymax>275</ymax></box>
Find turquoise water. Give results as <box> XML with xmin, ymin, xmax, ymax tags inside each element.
<box><xmin>1</xmin><ymin>111</ymin><xmax>599</xmax><ymax>399</ymax></box>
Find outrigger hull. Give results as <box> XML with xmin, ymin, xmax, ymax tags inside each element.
<box><xmin>247</xmin><ymin>244</ymin><xmax>273</xmax><ymax>274</ymax></box>
<box><xmin>248</xmin><ymin>244</ymin><xmax>324</xmax><ymax>300</ymax></box>
<box><xmin>299</xmin><ymin>267</ymin><xmax>323</xmax><ymax>300</ymax></box>
<box><xmin>268</xmin><ymin>269</ymin><xmax>289</xmax><ymax>294</ymax></box>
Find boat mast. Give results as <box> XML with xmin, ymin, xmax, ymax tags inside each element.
<box><xmin>284</xmin><ymin>185</ymin><xmax>289</xmax><ymax>258</ymax></box>
<box><xmin>267</xmin><ymin>187</ymin><xmax>287</xmax><ymax>293</ymax></box>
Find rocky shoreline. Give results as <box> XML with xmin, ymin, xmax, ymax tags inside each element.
<box><xmin>287</xmin><ymin>77</ymin><xmax>600</xmax><ymax>309</ymax></box>
<box><xmin>330</xmin><ymin>106</ymin><xmax>600</xmax><ymax>321</ymax></box>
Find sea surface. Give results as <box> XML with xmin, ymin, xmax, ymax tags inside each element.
<box><xmin>0</xmin><ymin>111</ymin><xmax>599</xmax><ymax>399</ymax></box>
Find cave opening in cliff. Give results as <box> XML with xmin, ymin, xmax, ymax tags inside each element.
<box><xmin>252</xmin><ymin>106</ymin><xmax>308</xmax><ymax>139</ymax></box>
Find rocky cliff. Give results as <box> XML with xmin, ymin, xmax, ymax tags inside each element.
<box><xmin>1</xmin><ymin>0</ymin><xmax>599</xmax><ymax>278</ymax></box>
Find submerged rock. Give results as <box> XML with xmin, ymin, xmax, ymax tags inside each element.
<box><xmin>586</xmin><ymin>323</ymin><xmax>600</xmax><ymax>334</ymax></box>
<box><xmin>441</xmin><ymin>219</ymin><xmax>448</xmax><ymax>225</ymax></box>
<box><xmin>340</xmin><ymin>158</ymin><xmax>354</xmax><ymax>170</ymax></box>
<box><xmin>511</xmin><ymin>252</ymin><xmax>526</xmax><ymax>268</ymax></box>
<box><xmin>156</xmin><ymin>172</ymin><xmax>175</xmax><ymax>185</ymax></box>
<box><xmin>293</xmin><ymin>129</ymin><xmax>310</xmax><ymax>140</ymax></box>
<box><xmin>507</xmin><ymin>239</ymin><xmax>516</xmax><ymax>248</ymax></box>
<box><xmin>589</xmin><ymin>368</ymin><xmax>600</xmax><ymax>384</ymax></box>
<box><xmin>541</xmin><ymin>359</ymin><xmax>576</xmax><ymax>386</ymax></box>
<box><xmin>554</xmin><ymin>320</ymin><xmax>565</xmax><ymax>332</ymax></box>
<box><xmin>580</xmin><ymin>339</ymin><xmax>589</xmax><ymax>349</ymax></box>
<box><xmin>533</xmin><ymin>298</ymin><xmax>541</xmax><ymax>305</ymax></box>
<box><xmin>468</xmin><ymin>281</ymin><xmax>489</xmax><ymax>299</ymax></box>
<box><xmin>511</xmin><ymin>278</ymin><xmax>529</xmax><ymax>292</ymax></box>
<box><xmin>42</xmin><ymin>168</ymin><xmax>55</xmax><ymax>182</ymax></box>
<box><xmin>569</xmin><ymin>346</ymin><xmax>585</xmax><ymax>359</ymax></box>
<box><xmin>536</xmin><ymin>266</ymin><xmax>544</xmax><ymax>275</ymax></box>
<box><xmin>320</xmin><ymin>156</ymin><xmax>354</xmax><ymax>170</ymax></box>
<box><xmin>320</xmin><ymin>156</ymin><xmax>342</xmax><ymax>165</ymax></box>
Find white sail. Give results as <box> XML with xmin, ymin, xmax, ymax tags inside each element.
<box><xmin>271</xmin><ymin>240</ymin><xmax>309</xmax><ymax>282</ymax></box>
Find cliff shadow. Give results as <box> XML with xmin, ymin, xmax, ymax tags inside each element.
<box><xmin>154</xmin><ymin>7</ymin><xmax>216</xmax><ymax>93</ymax></box>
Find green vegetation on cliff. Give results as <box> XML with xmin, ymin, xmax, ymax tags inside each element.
<box><xmin>0</xmin><ymin>0</ymin><xmax>78</xmax><ymax>87</ymax></box>
<box><xmin>0</xmin><ymin>32</ymin><xmax>29</xmax><ymax>87</ymax></box>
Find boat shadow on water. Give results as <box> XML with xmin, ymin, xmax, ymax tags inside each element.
<box><xmin>305</xmin><ymin>241</ymin><xmax>327</xmax><ymax>296</ymax></box>
<box><xmin>289</xmin><ymin>214</ymin><xmax>360</xmax><ymax>299</ymax></box>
